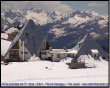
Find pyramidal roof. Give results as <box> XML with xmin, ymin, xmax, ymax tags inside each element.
<box><xmin>4</xmin><ymin>19</ymin><xmax>48</xmax><ymax>57</ymax></box>
<box><xmin>74</xmin><ymin>34</ymin><xmax>108</xmax><ymax>59</ymax></box>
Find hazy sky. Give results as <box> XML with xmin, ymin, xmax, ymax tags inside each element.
<box><xmin>1</xmin><ymin>1</ymin><xmax>108</xmax><ymax>15</ymax></box>
<box><xmin>62</xmin><ymin>1</ymin><xmax>108</xmax><ymax>15</ymax></box>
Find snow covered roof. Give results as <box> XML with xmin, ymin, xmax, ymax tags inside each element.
<box><xmin>6</xmin><ymin>27</ymin><xmax>19</xmax><ymax>34</ymax></box>
<box><xmin>50</xmin><ymin>49</ymin><xmax>67</xmax><ymax>53</ymax></box>
<box><xmin>73</xmin><ymin>35</ymin><xmax>88</xmax><ymax>51</ymax></box>
<box><xmin>49</xmin><ymin>49</ymin><xmax>77</xmax><ymax>54</ymax></box>
<box><xmin>91</xmin><ymin>49</ymin><xmax>99</xmax><ymax>54</ymax></box>
<box><xmin>49</xmin><ymin>49</ymin><xmax>71</xmax><ymax>53</ymax></box>
<box><xmin>1</xmin><ymin>39</ymin><xmax>11</xmax><ymax>56</ymax></box>
<box><xmin>1</xmin><ymin>33</ymin><xmax>8</xmax><ymax>39</ymax></box>
<box><xmin>67</xmin><ymin>50</ymin><xmax>78</xmax><ymax>54</ymax></box>
<box><xmin>78</xmin><ymin>34</ymin><xmax>87</xmax><ymax>44</ymax></box>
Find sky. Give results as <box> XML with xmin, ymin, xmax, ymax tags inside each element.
<box><xmin>1</xmin><ymin>1</ymin><xmax>108</xmax><ymax>15</ymax></box>
<box><xmin>62</xmin><ymin>1</ymin><xmax>108</xmax><ymax>15</ymax></box>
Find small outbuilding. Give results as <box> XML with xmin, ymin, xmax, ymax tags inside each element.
<box><xmin>41</xmin><ymin>49</ymin><xmax>78</xmax><ymax>62</ymax></box>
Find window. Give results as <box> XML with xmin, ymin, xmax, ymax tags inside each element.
<box><xmin>73</xmin><ymin>54</ymin><xmax>74</xmax><ymax>58</ymax></box>
<box><xmin>57</xmin><ymin>54</ymin><xmax>61</xmax><ymax>58</ymax></box>
<box><xmin>51</xmin><ymin>53</ymin><xmax>53</xmax><ymax>57</ymax></box>
<box><xmin>12</xmin><ymin>41</ymin><xmax>19</xmax><ymax>49</ymax></box>
<box><xmin>26</xmin><ymin>33</ymin><xmax>28</xmax><ymax>36</ymax></box>
<box><xmin>44</xmin><ymin>43</ymin><xmax>45</xmax><ymax>47</ymax></box>
<box><xmin>25</xmin><ymin>52</ymin><xmax>28</xmax><ymax>54</ymax></box>
<box><xmin>21</xmin><ymin>43</ymin><xmax>22</xmax><ymax>46</ymax></box>
<box><xmin>21</xmin><ymin>51</ymin><xmax>28</xmax><ymax>54</ymax></box>
<box><xmin>41</xmin><ymin>52</ymin><xmax>46</xmax><ymax>55</ymax></box>
<box><xmin>9</xmin><ymin>50</ymin><xmax>19</xmax><ymax>58</ymax></box>
<box><xmin>67</xmin><ymin>54</ymin><xmax>71</xmax><ymax>57</ymax></box>
<box><xmin>94</xmin><ymin>54</ymin><xmax>96</xmax><ymax>58</ymax></box>
<box><xmin>102</xmin><ymin>57</ymin><xmax>105</xmax><ymax>59</ymax></box>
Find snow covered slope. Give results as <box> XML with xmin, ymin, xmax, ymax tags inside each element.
<box><xmin>1</xmin><ymin>56</ymin><xmax>108</xmax><ymax>86</ymax></box>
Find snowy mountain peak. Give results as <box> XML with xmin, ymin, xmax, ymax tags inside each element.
<box><xmin>86</xmin><ymin>10</ymin><xmax>99</xmax><ymax>16</ymax></box>
<box><xmin>1</xmin><ymin>8</ymin><xmax>108</xmax><ymax>51</ymax></box>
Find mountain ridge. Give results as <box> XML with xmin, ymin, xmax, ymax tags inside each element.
<box><xmin>1</xmin><ymin>8</ymin><xmax>108</xmax><ymax>52</ymax></box>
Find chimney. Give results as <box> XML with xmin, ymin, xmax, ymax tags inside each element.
<box><xmin>49</xmin><ymin>47</ymin><xmax>52</xmax><ymax>51</ymax></box>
